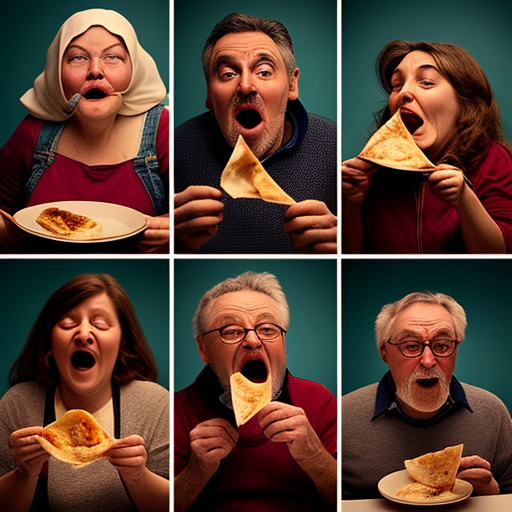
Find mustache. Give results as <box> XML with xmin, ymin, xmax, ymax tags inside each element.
<box><xmin>233</xmin><ymin>95</ymin><xmax>263</xmax><ymax>110</ymax></box>
<box><xmin>409</xmin><ymin>367</ymin><xmax>447</xmax><ymax>383</ymax></box>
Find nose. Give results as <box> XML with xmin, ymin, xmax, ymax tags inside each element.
<box><xmin>242</xmin><ymin>329</ymin><xmax>262</xmax><ymax>350</ymax></box>
<box><xmin>87</xmin><ymin>57</ymin><xmax>104</xmax><ymax>80</ymax></box>
<box><xmin>237</xmin><ymin>69</ymin><xmax>257</xmax><ymax>97</ymax></box>
<box><xmin>73</xmin><ymin>322</ymin><xmax>94</xmax><ymax>345</ymax></box>
<box><xmin>397</xmin><ymin>81</ymin><xmax>414</xmax><ymax>105</ymax></box>
<box><xmin>419</xmin><ymin>345</ymin><xmax>436</xmax><ymax>369</ymax></box>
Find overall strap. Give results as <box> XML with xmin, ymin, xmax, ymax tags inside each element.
<box><xmin>29</xmin><ymin>386</ymin><xmax>56</xmax><ymax>512</ymax></box>
<box><xmin>24</xmin><ymin>122</ymin><xmax>65</xmax><ymax>207</ymax></box>
<box><xmin>133</xmin><ymin>104</ymin><xmax>167</xmax><ymax>216</ymax></box>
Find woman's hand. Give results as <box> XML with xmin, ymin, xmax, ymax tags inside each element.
<box><xmin>428</xmin><ymin>164</ymin><xmax>466</xmax><ymax>207</ymax></box>
<box><xmin>106</xmin><ymin>435</ymin><xmax>148</xmax><ymax>484</ymax></box>
<box><xmin>342</xmin><ymin>158</ymin><xmax>375</xmax><ymax>205</ymax></box>
<box><xmin>9</xmin><ymin>427</ymin><xmax>49</xmax><ymax>477</ymax></box>
<box><xmin>137</xmin><ymin>214</ymin><xmax>170</xmax><ymax>253</ymax></box>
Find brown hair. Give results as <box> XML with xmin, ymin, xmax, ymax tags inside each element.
<box><xmin>9</xmin><ymin>274</ymin><xmax>157</xmax><ymax>386</ymax></box>
<box><xmin>376</xmin><ymin>40</ymin><xmax>512</xmax><ymax>174</ymax></box>
<box><xmin>202</xmin><ymin>13</ymin><xmax>297</xmax><ymax>83</ymax></box>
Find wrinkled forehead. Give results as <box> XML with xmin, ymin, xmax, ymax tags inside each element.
<box><xmin>205</xmin><ymin>290</ymin><xmax>284</xmax><ymax>328</ymax></box>
<box><xmin>392</xmin><ymin>303</ymin><xmax>456</xmax><ymax>337</ymax></box>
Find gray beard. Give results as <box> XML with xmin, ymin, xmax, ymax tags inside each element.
<box><xmin>396</xmin><ymin>368</ymin><xmax>450</xmax><ymax>413</ymax></box>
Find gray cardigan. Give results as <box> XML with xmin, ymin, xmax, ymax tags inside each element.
<box><xmin>0</xmin><ymin>380</ymin><xmax>169</xmax><ymax>511</ymax></box>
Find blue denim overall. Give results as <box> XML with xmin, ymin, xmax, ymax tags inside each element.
<box><xmin>24</xmin><ymin>104</ymin><xmax>167</xmax><ymax>215</ymax></box>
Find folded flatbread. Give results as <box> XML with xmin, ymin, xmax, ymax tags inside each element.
<box><xmin>221</xmin><ymin>135</ymin><xmax>296</xmax><ymax>205</ymax></box>
<box><xmin>36</xmin><ymin>409</ymin><xmax>113</xmax><ymax>467</ymax></box>
<box><xmin>230</xmin><ymin>371</ymin><xmax>272</xmax><ymax>427</ymax></box>
<box><xmin>404</xmin><ymin>444</ymin><xmax>464</xmax><ymax>492</ymax></box>
<box><xmin>36</xmin><ymin>207</ymin><xmax>102</xmax><ymax>239</ymax></box>
<box><xmin>358</xmin><ymin>110</ymin><xmax>436</xmax><ymax>171</ymax></box>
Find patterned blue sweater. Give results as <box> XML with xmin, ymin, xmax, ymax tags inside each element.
<box><xmin>174</xmin><ymin>100</ymin><xmax>337</xmax><ymax>254</ymax></box>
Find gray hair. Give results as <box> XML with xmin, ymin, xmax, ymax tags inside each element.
<box><xmin>375</xmin><ymin>291</ymin><xmax>467</xmax><ymax>349</ymax></box>
<box><xmin>193</xmin><ymin>271</ymin><xmax>290</xmax><ymax>337</ymax></box>
<box><xmin>202</xmin><ymin>13</ymin><xmax>297</xmax><ymax>83</ymax></box>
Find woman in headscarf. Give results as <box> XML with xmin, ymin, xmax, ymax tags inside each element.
<box><xmin>0</xmin><ymin>9</ymin><xmax>169</xmax><ymax>253</ymax></box>
<box><xmin>0</xmin><ymin>274</ymin><xmax>169</xmax><ymax>512</ymax></box>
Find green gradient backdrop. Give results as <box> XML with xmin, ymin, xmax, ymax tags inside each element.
<box><xmin>174</xmin><ymin>259</ymin><xmax>337</xmax><ymax>395</ymax></box>
<box><xmin>342</xmin><ymin>259</ymin><xmax>512</xmax><ymax>414</ymax></box>
<box><xmin>342</xmin><ymin>0</ymin><xmax>512</xmax><ymax>159</ymax></box>
<box><xmin>0</xmin><ymin>0</ymin><xmax>169</xmax><ymax>147</ymax></box>
<box><xmin>0</xmin><ymin>259</ymin><xmax>169</xmax><ymax>397</ymax></box>
<box><xmin>174</xmin><ymin>0</ymin><xmax>337</xmax><ymax>127</ymax></box>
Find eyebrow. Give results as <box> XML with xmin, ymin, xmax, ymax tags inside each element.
<box><xmin>392</xmin><ymin>63</ymin><xmax>440</xmax><ymax>76</ymax></box>
<box><xmin>65</xmin><ymin>43</ymin><xmax>126</xmax><ymax>55</ymax></box>
<box><xmin>213</xmin><ymin>52</ymin><xmax>278</xmax><ymax>72</ymax></box>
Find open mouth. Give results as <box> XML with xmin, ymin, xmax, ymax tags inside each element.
<box><xmin>401</xmin><ymin>111</ymin><xmax>424</xmax><ymax>135</ymax></box>
<box><xmin>416</xmin><ymin>378</ymin><xmax>439</xmax><ymax>388</ymax></box>
<box><xmin>84</xmin><ymin>88</ymin><xmax>108</xmax><ymax>100</ymax></box>
<box><xmin>71</xmin><ymin>350</ymin><xmax>96</xmax><ymax>371</ymax></box>
<box><xmin>241</xmin><ymin>360</ymin><xmax>268</xmax><ymax>383</ymax></box>
<box><xmin>236</xmin><ymin>108</ymin><xmax>262</xmax><ymax>129</ymax></box>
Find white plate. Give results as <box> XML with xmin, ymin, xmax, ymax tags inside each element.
<box><xmin>14</xmin><ymin>201</ymin><xmax>147</xmax><ymax>243</ymax></box>
<box><xmin>378</xmin><ymin>469</ymin><xmax>473</xmax><ymax>506</ymax></box>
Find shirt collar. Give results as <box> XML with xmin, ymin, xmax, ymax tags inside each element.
<box><xmin>372</xmin><ymin>370</ymin><xmax>472</xmax><ymax>427</ymax></box>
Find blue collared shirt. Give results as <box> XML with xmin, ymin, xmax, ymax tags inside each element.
<box><xmin>372</xmin><ymin>371</ymin><xmax>473</xmax><ymax>427</ymax></box>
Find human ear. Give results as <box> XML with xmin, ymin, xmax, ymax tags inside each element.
<box><xmin>287</xmin><ymin>68</ymin><xmax>300</xmax><ymax>101</ymax></box>
<box><xmin>379</xmin><ymin>342</ymin><xmax>389</xmax><ymax>364</ymax></box>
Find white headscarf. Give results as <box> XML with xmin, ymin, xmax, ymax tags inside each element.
<box><xmin>20</xmin><ymin>8</ymin><xmax>167</xmax><ymax>121</ymax></box>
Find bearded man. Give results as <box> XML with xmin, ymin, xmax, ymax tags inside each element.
<box><xmin>174</xmin><ymin>13</ymin><xmax>337</xmax><ymax>254</ymax></box>
<box><xmin>342</xmin><ymin>291</ymin><xmax>512</xmax><ymax>499</ymax></box>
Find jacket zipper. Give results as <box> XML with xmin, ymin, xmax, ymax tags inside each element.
<box><xmin>415</xmin><ymin>180</ymin><xmax>425</xmax><ymax>253</ymax></box>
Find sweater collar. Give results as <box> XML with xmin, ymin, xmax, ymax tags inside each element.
<box><xmin>372</xmin><ymin>370</ymin><xmax>472</xmax><ymax>427</ymax></box>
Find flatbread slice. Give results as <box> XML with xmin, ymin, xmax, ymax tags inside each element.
<box><xmin>358</xmin><ymin>110</ymin><xmax>436</xmax><ymax>171</ymax></box>
<box><xmin>396</xmin><ymin>481</ymin><xmax>457</xmax><ymax>500</ymax></box>
<box><xmin>36</xmin><ymin>409</ymin><xmax>113</xmax><ymax>467</ymax></box>
<box><xmin>230</xmin><ymin>371</ymin><xmax>272</xmax><ymax>427</ymax></box>
<box><xmin>221</xmin><ymin>134</ymin><xmax>296</xmax><ymax>205</ymax></box>
<box><xmin>404</xmin><ymin>444</ymin><xmax>463</xmax><ymax>491</ymax></box>
<box><xmin>36</xmin><ymin>207</ymin><xmax>102</xmax><ymax>240</ymax></box>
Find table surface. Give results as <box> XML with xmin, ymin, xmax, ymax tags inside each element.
<box><xmin>341</xmin><ymin>494</ymin><xmax>512</xmax><ymax>511</ymax></box>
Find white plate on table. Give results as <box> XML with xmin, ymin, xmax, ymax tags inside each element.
<box><xmin>378</xmin><ymin>469</ymin><xmax>473</xmax><ymax>506</ymax></box>
<box><xmin>13</xmin><ymin>201</ymin><xmax>147</xmax><ymax>243</ymax></box>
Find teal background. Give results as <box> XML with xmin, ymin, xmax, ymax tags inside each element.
<box><xmin>0</xmin><ymin>0</ymin><xmax>169</xmax><ymax>147</ymax></box>
<box><xmin>174</xmin><ymin>259</ymin><xmax>338</xmax><ymax>396</ymax></box>
<box><xmin>342</xmin><ymin>259</ymin><xmax>512</xmax><ymax>414</ymax></box>
<box><xmin>174</xmin><ymin>0</ymin><xmax>338</xmax><ymax>127</ymax></box>
<box><xmin>342</xmin><ymin>0</ymin><xmax>512</xmax><ymax>159</ymax></box>
<box><xmin>0</xmin><ymin>259</ymin><xmax>169</xmax><ymax>397</ymax></box>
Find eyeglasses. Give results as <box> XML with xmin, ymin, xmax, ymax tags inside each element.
<box><xmin>202</xmin><ymin>323</ymin><xmax>286</xmax><ymax>345</ymax></box>
<box><xmin>387</xmin><ymin>338</ymin><xmax>459</xmax><ymax>358</ymax></box>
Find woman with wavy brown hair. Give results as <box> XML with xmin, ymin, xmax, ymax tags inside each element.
<box><xmin>342</xmin><ymin>40</ymin><xmax>512</xmax><ymax>254</ymax></box>
<box><xmin>0</xmin><ymin>274</ymin><xmax>169</xmax><ymax>512</ymax></box>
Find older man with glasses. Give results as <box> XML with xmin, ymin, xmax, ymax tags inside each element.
<box><xmin>174</xmin><ymin>271</ymin><xmax>337</xmax><ymax>511</ymax></box>
<box><xmin>342</xmin><ymin>291</ymin><xmax>512</xmax><ymax>500</ymax></box>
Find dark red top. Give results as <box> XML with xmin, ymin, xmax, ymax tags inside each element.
<box><xmin>174</xmin><ymin>367</ymin><xmax>337</xmax><ymax>511</ymax></box>
<box><xmin>361</xmin><ymin>142</ymin><xmax>512</xmax><ymax>253</ymax></box>
<box><xmin>0</xmin><ymin>108</ymin><xmax>169</xmax><ymax>216</ymax></box>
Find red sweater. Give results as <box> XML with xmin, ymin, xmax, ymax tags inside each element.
<box><xmin>361</xmin><ymin>142</ymin><xmax>512</xmax><ymax>253</ymax></box>
<box><xmin>174</xmin><ymin>367</ymin><xmax>337</xmax><ymax>511</ymax></box>
<box><xmin>0</xmin><ymin>109</ymin><xmax>169</xmax><ymax>216</ymax></box>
